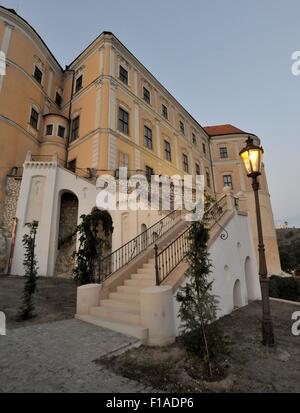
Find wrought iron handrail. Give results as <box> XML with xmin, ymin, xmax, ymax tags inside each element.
<box><xmin>98</xmin><ymin>209</ymin><xmax>181</xmax><ymax>283</ymax></box>
<box><xmin>155</xmin><ymin>195</ymin><xmax>229</xmax><ymax>285</ymax></box>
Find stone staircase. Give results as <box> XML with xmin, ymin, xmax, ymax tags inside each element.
<box><xmin>77</xmin><ymin>257</ymin><xmax>156</xmax><ymax>341</ymax></box>
<box><xmin>76</xmin><ymin>195</ymin><xmax>233</xmax><ymax>341</ymax></box>
<box><xmin>76</xmin><ymin>221</ymin><xmax>190</xmax><ymax>341</ymax></box>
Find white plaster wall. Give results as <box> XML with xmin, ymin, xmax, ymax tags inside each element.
<box><xmin>11</xmin><ymin>162</ymin><xmax>166</xmax><ymax>277</ymax></box>
<box><xmin>173</xmin><ymin>212</ymin><xmax>261</xmax><ymax>336</ymax></box>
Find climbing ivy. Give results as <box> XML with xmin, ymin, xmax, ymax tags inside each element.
<box><xmin>72</xmin><ymin>209</ymin><xmax>114</xmax><ymax>286</ymax></box>
<box><xmin>18</xmin><ymin>221</ymin><xmax>39</xmax><ymax>321</ymax></box>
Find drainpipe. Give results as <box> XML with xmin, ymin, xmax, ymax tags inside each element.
<box><xmin>64</xmin><ymin>67</ymin><xmax>75</xmax><ymax>168</ymax></box>
<box><xmin>208</xmin><ymin>137</ymin><xmax>217</xmax><ymax>198</ymax></box>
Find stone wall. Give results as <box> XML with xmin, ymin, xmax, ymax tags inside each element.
<box><xmin>2</xmin><ymin>177</ymin><xmax>22</xmax><ymax>236</ymax></box>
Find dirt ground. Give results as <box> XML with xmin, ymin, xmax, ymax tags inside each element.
<box><xmin>0</xmin><ymin>275</ymin><xmax>77</xmax><ymax>329</ymax></box>
<box><xmin>99</xmin><ymin>301</ymin><xmax>300</xmax><ymax>393</ymax></box>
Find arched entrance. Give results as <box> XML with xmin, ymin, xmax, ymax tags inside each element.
<box><xmin>233</xmin><ymin>279</ymin><xmax>242</xmax><ymax>309</ymax></box>
<box><xmin>55</xmin><ymin>191</ymin><xmax>79</xmax><ymax>277</ymax></box>
<box><xmin>245</xmin><ymin>256</ymin><xmax>256</xmax><ymax>302</ymax></box>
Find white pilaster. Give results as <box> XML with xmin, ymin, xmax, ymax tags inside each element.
<box><xmin>174</xmin><ymin>133</ymin><xmax>179</xmax><ymax>169</ymax></box>
<box><xmin>99</xmin><ymin>46</ymin><xmax>104</xmax><ymax>75</ymax></box>
<box><xmin>134</xmin><ymin>69</ymin><xmax>138</xmax><ymax>96</ymax></box>
<box><xmin>134</xmin><ymin>102</ymin><xmax>140</xmax><ymax>145</ymax></box>
<box><xmin>110</xmin><ymin>46</ymin><xmax>115</xmax><ymax>77</ymax></box>
<box><xmin>156</xmin><ymin>120</ymin><xmax>161</xmax><ymax>158</ymax></box>
<box><xmin>47</xmin><ymin>68</ymin><xmax>53</xmax><ymax>97</ymax></box>
<box><xmin>0</xmin><ymin>23</ymin><xmax>14</xmax><ymax>93</ymax></box>
<box><xmin>109</xmin><ymin>82</ymin><xmax>116</xmax><ymax>130</ymax></box>
<box><xmin>108</xmin><ymin>134</ymin><xmax>117</xmax><ymax>171</ymax></box>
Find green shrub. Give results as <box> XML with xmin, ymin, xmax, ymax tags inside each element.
<box><xmin>269</xmin><ymin>275</ymin><xmax>300</xmax><ymax>302</ymax></box>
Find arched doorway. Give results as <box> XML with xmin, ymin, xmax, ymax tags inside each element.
<box><xmin>245</xmin><ymin>256</ymin><xmax>256</xmax><ymax>302</ymax></box>
<box><xmin>55</xmin><ymin>191</ymin><xmax>79</xmax><ymax>277</ymax></box>
<box><xmin>233</xmin><ymin>279</ymin><xmax>242</xmax><ymax>309</ymax></box>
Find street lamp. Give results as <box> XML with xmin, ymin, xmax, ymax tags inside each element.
<box><xmin>239</xmin><ymin>136</ymin><xmax>275</xmax><ymax>347</ymax></box>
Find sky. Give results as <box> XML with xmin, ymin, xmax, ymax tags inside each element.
<box><xmin>2</xmin><ymin>0</ymin><xmax>300</xmax><ymax>227</ymax></box>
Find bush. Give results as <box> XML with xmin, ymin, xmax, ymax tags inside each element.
<box><xmin>269</xmin><ymin>275</ymin><xmax>300</xmax><ymax>302</ymax></box>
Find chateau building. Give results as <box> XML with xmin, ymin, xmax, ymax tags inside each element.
<box><xmin>0</xmin><ymin>6</ymin><xmax>283</xmax><ymax>341</ymax></box>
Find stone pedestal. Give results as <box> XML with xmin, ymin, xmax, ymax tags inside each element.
<box><xmin>76</xmin><ymin>284</ymin><xmax>101</xmax><ymax>316</ymax></box>
<box><xmin>141</xmin><ymin>286</ymin><xmax>176</xmax><ymax>346</ymax></box>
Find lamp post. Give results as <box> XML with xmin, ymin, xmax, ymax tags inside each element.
<box><xmin>239</xmin><ymin>137</ymin><xmax>275</xmax><ymax>347</ymax></box>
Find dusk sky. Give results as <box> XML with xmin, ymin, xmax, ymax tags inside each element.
<box><xmin>2</xmin><ymin>0</ymin><xmax>300</xmax><ymax>227</ymax></box>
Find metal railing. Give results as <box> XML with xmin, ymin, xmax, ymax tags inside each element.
<box><xmin>155</xmin><ymin>195</ymin><xmax>229</xmax><ymax>285</ymax></box>
<box><xmin>98</xmin><ymin>209</ymin><xmax>181</xmax><ymax>283</ymax></box>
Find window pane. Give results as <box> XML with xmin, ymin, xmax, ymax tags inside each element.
<box><xmin>119</xmin><ymin>66</ymin><xmax>128</xmax><ymax>84</ymax></box>
<box><xmin>220</xmin><ymin>147</ymin><xmax>228</xmax><ymax>158</ymax></box>
<box><xmin>30</xmin><ymin>108</ymin><xmax>39</xmax><ymax>129</ymax></box>
<box><xmin>55</xmin><ymin>92</ymin><xmax>62</xmax><ymax>107</ymax></box>
<box><xmin>46</xmin><ymin>125</ymin><xmax>53</xmax><ymax>135</ymax></box>
<box><xmin>162</xmin><ymin>105</ymin><xmax>168</xmax><ymax>119</ymax></box>
<box><xmin>75</xmin><ymin>75</ymin><xmax>83</xmax><ymax>93</ymax></box>
<box><xmin>144</xmin><ymin>126</ymin><xmax>153</xmax><ymax>150</ymax></box>
<box><xmin>58</xmin><ymin>126</ymin><xmax>65</xmax><ymax>138</ymax></box>
<box><xmin>143</xmin><ymin>87</ymin><xmax>150</xmax><ymax>104</ymax></box>
<box><xmin>119</xmin><ymin>108</ymin><xmax>129</xmax><ymax>134</ymax></box>
<box><xmin>34</xmin><ymin>66</ymin><xmax>43</xmax><ymax>84</ymax></box>
<box><xmin>71</xmin><ymin>116</ymin><xmax>80</xmax><ymax>141</ymax></box>
<box><xmin>164</xmin><ymin>140</ymin><xmax>171</xmax><ymax>161</ymax></box>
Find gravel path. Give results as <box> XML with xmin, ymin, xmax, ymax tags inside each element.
<box><xmin>0</xmin><ymin>319</ymin><xmax>155</xmax><ymax>393</ymax></box>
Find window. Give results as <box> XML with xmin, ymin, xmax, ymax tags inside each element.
<box><xmin>220</xmin><ymin>147</ymin><xmax>228</xmax><ymax>159</ymax></box>
<box><xmin>180</xmin><ymin>121</ymin><xmax>185</xmax><ymax>134</ymax></box>
<box><xmin>145</xmin><ymin>165</ymin><xmax>154</xmax><ymax>182</ymax></box>
<box><xmin>119</xmin><ymin>66</ymin><xmax>128</xmax><ymax>85</ymax></box>
<box><xmin>195</xmin><ymin>163</ymin><xmax>201</xmax><ymax>175</ymax></box>
<box><xmin>182</xmin><ymin>153</ymin><xmax>189</xmax><ymax>173</ymax></box>
<box><xmin>55</xmin><ymin>92</ymin><xmax>62</xmax><ymax>107</ymax></box>
<box><xmin>34</xmin><ymin>66</ymin><xmax>43</xmax><ymax>84</ymax></box>
<box><xmin>164</xmin><ymin>140</ymin><xmax>171</xmax><ymax>161</ymax></box>
<box><xmin>75</xmin><ymin>75</ymin><xmax>83</xmax><ymax>93</ymax></box>
<box><xmin>58</xmin><ymin>125</ymin><xmax>65</xmax><ymax>138</ymax></box>
<box><xmin>143</xmin><ymin>87</ymin><xmax>150</xmax><ymax>104</ymax></box>
<box><xmin>118</xmin><ymin>107</ymin><xmax>129</xmax><ymax>135</ymax></box>
<box><xmin>30</xmin><ymin>108</ymin><xmax>39</xmax><ymax>129</ymax></box>
<box><xmin>202</xmin><ymin>142</ymin><xmax>206</xmax><ymax>154</ymax></box>
<box><xmin>71</xmin><ymin>116</ymin><xmax>80</xmax><ymax>141</ymax></box>
<box><xmin>119</xmin><ymin>152</ymin><xmax>129</xmax><ymax>169</ymax></box>
<box><xmin>144</xmin><ymin>126</ymin><xmax>153</xmax><ymax>150</ymax></box>
<box><xmin>223</xmin><ymin>175</ymin><xmax>233</xmax><ymax>189</ymax></box>
<box><xmin>162</xmin><ymin>104</ymin><xmax>168</xmax><ymax>120</ymax></box>
<box><xmin>46</xmin><ymin>124</ymin><xmax>53</xmax><ymax>136</ymax></box>
<box><xmin>206</xmin><ymin>171</ymin><xmax>211</xmax><ymax>188</ymax></box>
<box><xmin>192</xmin><ymin>133</ymin><xmax>197</xmax><ymax>145</ymax></box>
<box><xmin>68</xmin><ymin>159</ymin><xmax>77</xmax><ymax>173</ymax></box>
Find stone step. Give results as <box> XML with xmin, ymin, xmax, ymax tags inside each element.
<box><xmin>101</xmin><ymin>299</ymin><xmax>140</xmax><ymax>311</ymax></box>
<box><xmin>76</xmin><ymin>314</ymin><xmax>148</xmax><ymax>341</ymax></box>
<box><xmin>90</xmin><ymin>306</ymin><xmax>141</xmax><ymax>324</ymax></box>
<box><xmin>117</xmin><ymin>285</ymin><xmax>142</xmax><ymax>294</ymax></box>
<box><xmin>137</xmin><ymin>268</ymin><xmax>155</xmax><ymax>275</ymax></box>
<box><xmin>110</xmin><ymin>292</ymin><xmax>140</xmax><ymax>303</ymax></box>
<box><xmin>131</xmin><ymin>273</ymin><xmax>154</xmax><ymax>280</ymax></box>
<box><xmin>125</xmin><ymin>279</ymin><xmax>155</xmax><ymax>287</ymax></box>
<box><xmin>143</xmin><ymin>263</ymin><xmax>155</xmax><ymax>269</ymax></box>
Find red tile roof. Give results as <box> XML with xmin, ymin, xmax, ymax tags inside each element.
<box><xmin>204</xmin><ymin>124</ymin><xmax>246</xmax><ymax>137</ymax></box>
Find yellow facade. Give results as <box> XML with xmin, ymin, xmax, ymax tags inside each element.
<box><xmin>0</xmin><ymin>6</ymin><xmax>281</xmax><ymax>273</ymax></box>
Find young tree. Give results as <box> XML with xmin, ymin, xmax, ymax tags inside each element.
<box><xmin>176</xmin><ymin>211</ymin><xmax>228</xmax><ymax>376</ymax></box>
<box><xmin>73</xmin><ymin>209</ymin><xmax>113</xmax><ymax>286</ymax></box>
<box><xmin>18</xmin><ymin>221</ymin><xmax>39</xmax><ymax>321</ymax></box>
